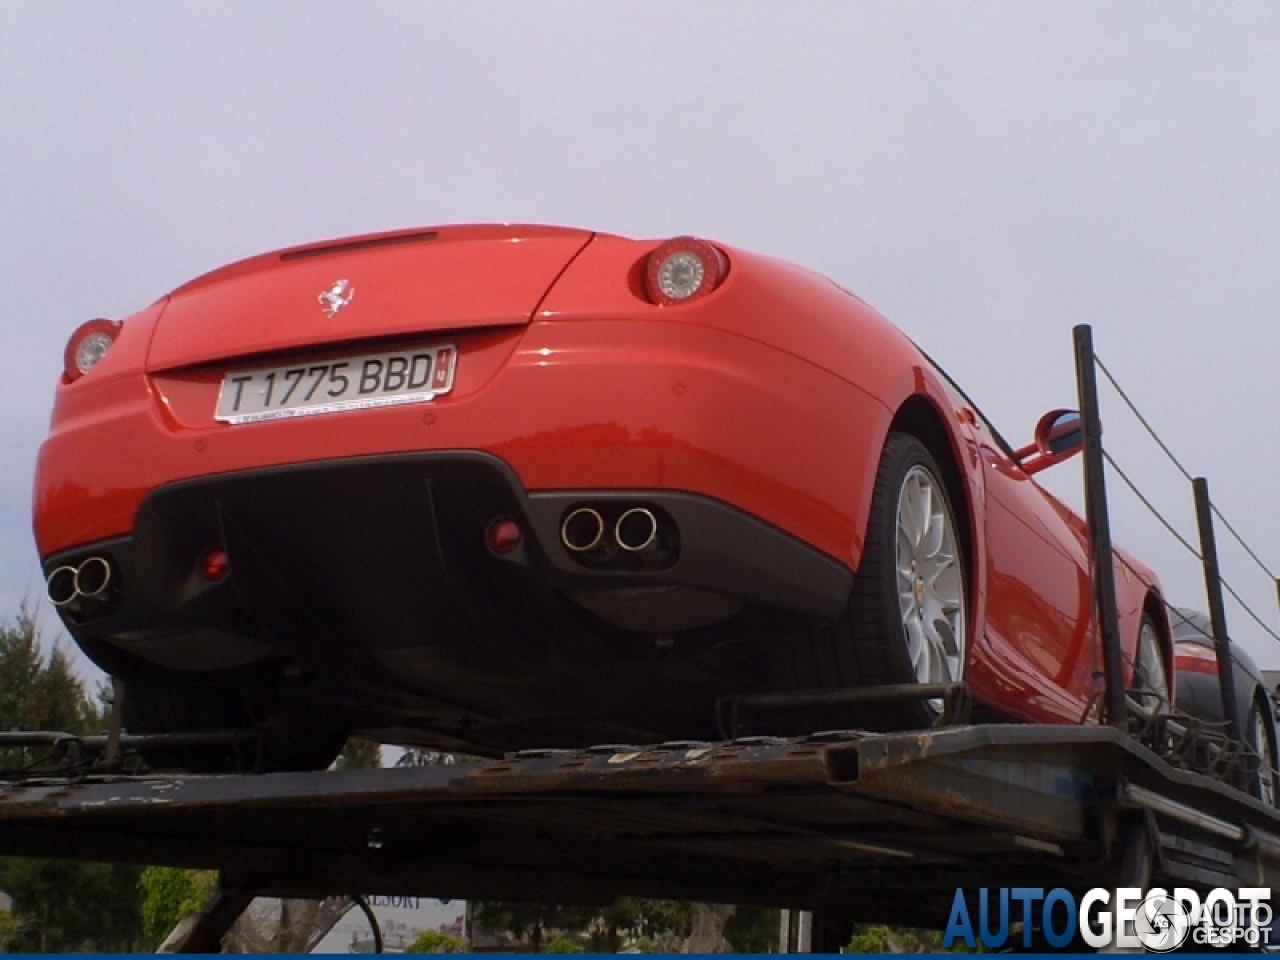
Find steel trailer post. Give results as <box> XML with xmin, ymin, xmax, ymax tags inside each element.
<box><xmin>1101</xmin><ymin>813</ymin><xmax>1156</xmax><ymax>954</ymax></box>
<box><xmin>1073</xmin><ymin>324</ymin><xmax>1129</xmax><ymax>728</ymax></box>
<box><xmin>1192</xmin><ymin>477</ymin><xmax>1245</xmax><ymax>757</ymax></box>
<box><xmin>100</xmin><ymin>676</ymin><xmax>125</xmax><ymax>767</ymax></box>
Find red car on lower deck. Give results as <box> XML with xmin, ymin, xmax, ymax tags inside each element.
<box><xmin>34</xmin><ymin>224</ymin><xmax>1171</xmax><ymax>770</ymax></box>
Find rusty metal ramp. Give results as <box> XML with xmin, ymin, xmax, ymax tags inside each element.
<box><xmin>3</xmin><ymin>725</ymin><xmax>1280</xmax><ymax>928</ymax></box>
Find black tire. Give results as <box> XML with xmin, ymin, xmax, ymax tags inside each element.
<box><xmin>778</xmin><ymin>432</ymin><xmax>968</xmax><ymax>733</ymax></box>
<box><xmin>122</xmin><ymin>676</ymin><xmax>347</xmax><ymax>773</ymax></box>
<box><xmin>843</xmin><ymin>432</ymin><xmax>968</xmax><ymax>728</ymax></box>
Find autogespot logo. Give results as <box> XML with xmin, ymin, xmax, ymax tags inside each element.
<box><xmin>943</xmin><ymin>886</ymin><xmax>1272</xmax><ymax>951</ymax></box>
<box><xmin>1133</xmin><ymin>892</ymin><xmax>1192</xmax><ymax>952</ymax></box>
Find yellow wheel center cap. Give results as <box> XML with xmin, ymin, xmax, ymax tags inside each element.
<box><xmin>914</xmin><ymin>576</ymin><xmax>925</xmax><ymax>605</ymax></box>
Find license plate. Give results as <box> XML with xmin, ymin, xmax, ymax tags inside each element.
<box><xmin>215</xmin><ymin>343</ymin><xmax>457</xmax><ymax>424</ymax></box>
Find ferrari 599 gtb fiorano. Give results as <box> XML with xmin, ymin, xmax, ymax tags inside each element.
<box><xmin>34</xmin><ymin>224</ymin><xmax>1172</xmax><ymax>770</ymax></box>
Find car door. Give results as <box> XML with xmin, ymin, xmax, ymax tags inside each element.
<box><xmin>968</xmin><ymin>412</ymin><xmax>1096</xmax><ymax>721</ymax></box>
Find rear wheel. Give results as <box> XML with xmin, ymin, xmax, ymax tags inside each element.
<box><xmin>884</xmin><ymin>456</ymin><xmax>967</xmax><ymax>693</ymax></box>
<box><xmin>786</xmin><ymin>432</ymin><xmax>968</xmax><ymax>732</ymax></box>
<box><xmin>1130</xmin><ymin>614</ymin><xmax>1171</xmax><ymax>752</ymax></box>
<box><xmin>1247</xmin><ymin>697</ymin><xmax>1278</xmax><ymax>807</ymax></box>
<box><xmin>1132</xmin><ymin>615</ymin><xmax>1170</xmax><ymax>715</ymax></box>
<box><xmin>122</xmin><ymin>676</ymin><xmax>348</xmax><ymax>773</ymax></box>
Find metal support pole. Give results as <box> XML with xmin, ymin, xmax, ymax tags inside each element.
<box><xmin>100</xmin><ymin>676</ymin><xmax>125</xmax><ymax>767</ymax></box>
<box><xmin>1098</xmin><ymin>814</ymin><xmax>1155</xmax><ymax>954</ymax></box>
<box><xmin>1073</xmin><ymin>324</ymin><xmax>1129</xmax><ymax>728</ymax></box>
<box><xmin>777</xmin><ymin>909</ymin><xmax>813</xmax><ymax>953</ymax></box>
<box><xmin>1193</xmin><ymin>477</ymin><xmax>1244</xmax><ymax>753</ymax></box>
<box><xmin>795</xmin><ymin>910</ymin><xmax>812</xmax><ymax>953</ymax></box>
<box><xmin>1116</xmin><ymin>816</ymin><xmax>1154</xmax><ymax>890</ymax></box>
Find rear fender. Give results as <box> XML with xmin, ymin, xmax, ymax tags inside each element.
<box><xmin>877</xmin><ymin>376</ymin><xmax>989</xmax><ymax>656</ymax></box>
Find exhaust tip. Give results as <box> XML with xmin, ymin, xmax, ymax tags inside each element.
<box><xmin>73</xmin><ymin>556</ymin><xmax>113</xmax><ymax>599</ymax></box>
<box><xmin>616</xmin><ymin>508</ymin><xmax>659</xmax><ymax>552</ymax></box>
<box><xmin>46</xmin><ymin>566</ymin><xmax>79</xmax><ymax>607</ymax></box>
<box><xmin>561</xmin><ymin>508</ymin><xmax>606</xmax><ymax>553</ymax></box>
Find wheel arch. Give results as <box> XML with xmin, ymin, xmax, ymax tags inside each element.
<box><xmin>887</xmin><ymin>394</ymin><xmax>976</xmax><ymax>609</ymax></box>
<box><xmin>1141</xmin><ymin>591</ymin><xmax>1176</xmax><ymax>703</ymax></box>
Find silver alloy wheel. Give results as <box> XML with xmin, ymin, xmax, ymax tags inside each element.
<box><xmin>895</xmin><ymin>464</ymin><xmax>966</xmax><ymax>693</ymax></box>
<box><xmin>1253</xmin><ymin>707</ymin><xmax>1278</xmax><ymax>808</ymax></box>
<box><xmin>1136</xmin><ymin>619</ymin><xmax>1170</xmax><ymax>714</ymax></box>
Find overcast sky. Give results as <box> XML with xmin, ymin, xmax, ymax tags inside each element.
<box><xmin>4</xmin><ymin>2</ymin><xmax>1280</xmax><ymax>675</ymax></box>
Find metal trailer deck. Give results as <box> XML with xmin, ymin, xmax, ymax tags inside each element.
<box><xmin>3</xmin><ymin>724</ymin><xmax>1280</xmax><ymax>950</ymax></box>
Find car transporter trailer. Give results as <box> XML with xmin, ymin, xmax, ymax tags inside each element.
<box><xmin>3</xmin><ymin>325</ymin><xmax>1278</xmax><ymax>952</ymax></box>
<box><xmin>3</xmin><ymin>722</ymin><xmax>1280</xmax><ymax>951</ymax></box>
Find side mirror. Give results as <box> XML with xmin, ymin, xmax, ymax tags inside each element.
<box><xmin>1017</xmin><ymin>409</ymin><xmax>1083</xmax><ymax>475</ymax></box>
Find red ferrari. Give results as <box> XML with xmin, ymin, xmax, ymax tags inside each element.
<box><xmin>34</xmin><ymin>224</ymin><xmax>1172</xmax><ymax>770</ymax></box>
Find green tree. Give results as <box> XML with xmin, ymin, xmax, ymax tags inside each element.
<box><xmin>0</xmin><ymin>908</ymin><xmax>17</xmax><ymax>951</ymax></box>
<box><xmin>406</xmin><ymin>928</ymin><xmax>465</xmax><ymax>953</ymax></box>
<box><xmin>335</xmin><ymin>737</ymin><xmax>383</xmax><ymax>769</ymax></box>
<box><xmin>0</xmin><ymin>609</ymin><xmax>102</xmax><ymax>770</ymax></box>
<box><xmin>592</xmin><ymin>899</ymin><xmax>690</xmax><ymax>952</ymax></box>
<box><xmin>472</xmin><ymin>900</ymin><xmax>562</xmax><ymax>951</ymax></box>
<box><xmin>472</xmin><ymin>898</ymin><xmax>694</xmax><ymax>954</ymax></box>
<box><xmin>847</xmin><ymin>923</ymin><xmax>958</xmax><ymax>952</ymax></box>
<box><xmin>0</xmin><ymin>857</ymin><xmax>144</xmax><ymax>952</ymax></box>
<box><xmin>139</xmin><ymin>866</ymin><xmax>217</xmax><ymax>942</ymax></box>
<box><xmin>544</xmin><ymin>933</ymin><xmax>585</xmax><ymax>953</ymax></box>
<box><xmin>0</xmin><ymin>609</ymin><xmax>146</xmax><ymax>951</ymax></box>
<box><xmin>724</xmin><ymin>906</ymin><xmax>780</xmax><ymax>952</ymax></box>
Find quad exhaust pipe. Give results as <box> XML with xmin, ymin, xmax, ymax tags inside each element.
<box><xmin>615</xmin><ymin>508</ymin><xmax>658</xmax><ymax>552</ymax></box>
<box><xmin>46</xmin><ymin>555</ymin><xmax>119</xmax><ymax>616</ymax></box>
<box><xmin>74</xmin><ymin>556</ymin><xmax>114</xmax><ymax>598</ymax></box>
<box><xmin>559</xmin><ymin>503</ymin><xmax>675</xmax><ymax>569</ymax></box>
<box><xmin>46</xmin><ymin>566</ymin><xmax>79</xmax><ymax>607</ymax></box>
<box><xmin>561</xmin><ymin>508</ymin><xmax>607</xmax><ymax>554</ymax></box>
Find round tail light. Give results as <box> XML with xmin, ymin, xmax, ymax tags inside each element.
<box><xmin>63</xmin><ymin>318</ymin><xmax>122</xmax><ymax>383</ymax></box>
<box><xmin>644</xmin><ymin>237</ymin><xmax>728</xmax><ymax>306</ymax></box>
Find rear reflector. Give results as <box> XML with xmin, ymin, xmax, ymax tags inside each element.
<box><xmin>487</xmin><ymin>518</ymin><xmax>523</xmax><ymax>555</ymax></box>
<box><xmin>200</xmin><ymin>548</ymin><xmax>230</xmax><ymax>582</ymax></box>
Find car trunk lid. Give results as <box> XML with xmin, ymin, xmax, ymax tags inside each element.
<box><xmin>146</xmin><ymin>224</ymin><xmax>593</xmax><ymax>371</ymax></box>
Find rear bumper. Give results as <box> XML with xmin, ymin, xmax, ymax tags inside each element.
<box><xmin>36</xmin><ymin>318</ymin><xmax>890</xmax><ymax>568</ymax></box>
<box><xmin>45</xmin><ymin>451</ymin><xmax>853</xmax><ymax>675</ymax></box>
